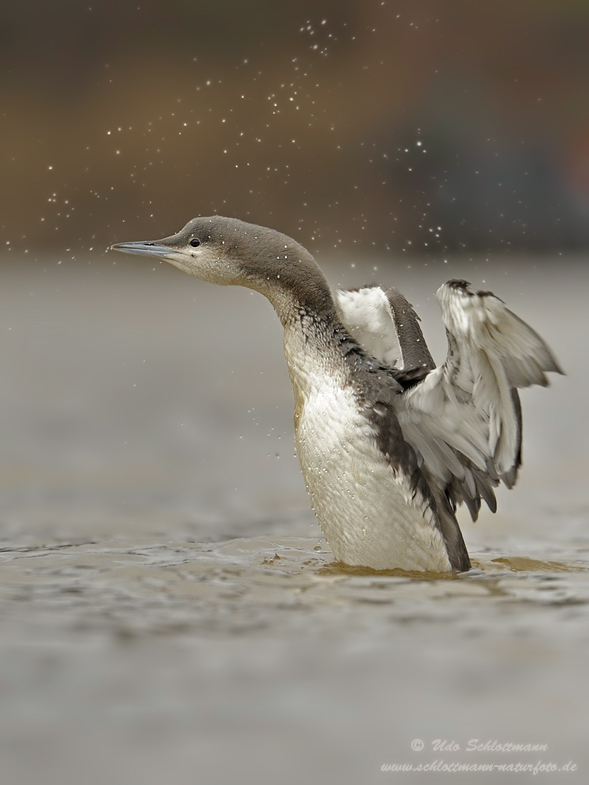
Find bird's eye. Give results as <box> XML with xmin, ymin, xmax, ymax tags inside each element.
<box><xmin>190</xmin><ymin>238</ymin><xmax>201</xmax><ymax>247</ymax></box>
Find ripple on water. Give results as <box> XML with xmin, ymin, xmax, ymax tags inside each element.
<box><xmin>1</xmin><ymin>524</ymin><xmax>588</xmax><ymax>641</ymax></box>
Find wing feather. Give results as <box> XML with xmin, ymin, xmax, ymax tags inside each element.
<box><xmin>336</xmin><ymin>279</ymin><xmax>562</xmax><ymax>534</ymax></box>
<box><xmin>398</xmin><ymin>280</ymin><xmax>563</xmax><ymax>517</ymax></box>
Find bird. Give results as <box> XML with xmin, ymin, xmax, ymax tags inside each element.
<box><xmin>111</xmin><ymin>216</ymin><xmax>563</xmax><ymax>573</ymax></box>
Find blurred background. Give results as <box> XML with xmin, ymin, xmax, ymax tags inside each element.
<box><xmin>1</xmin><ymin>2</ymin><xmax>589</xmax><ymax>785</ymax></box>
<box><xmin>3</xmin><ymin>0</ymin><xmax>589</xmax><ymax>257</ymax></box>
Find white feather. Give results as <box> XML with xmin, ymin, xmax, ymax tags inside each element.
<box><xmin>335</xmin><ymin>287</ymin><xmax>402</xmax><ymax>367</ymax></box>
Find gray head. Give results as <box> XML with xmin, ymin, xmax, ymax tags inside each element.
<box><xmin>111</xmin><ymin>216</ymin><xmax>333</xmax><ymax>320</ymax></box>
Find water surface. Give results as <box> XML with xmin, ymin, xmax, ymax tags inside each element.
<box><xmin>0</xmin><ymin>256</ymin><xmax>586</xmax><ymax>784</ymax></box>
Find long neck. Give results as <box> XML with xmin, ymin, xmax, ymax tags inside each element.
<box><xmin>260</xmin><ymin>254</ymin><xmax>356</xmax><ymax>403</ymax></box>
<box><xmin>234</xmin><ymin>230</ymin><xmax>353</xmax><ymax>393</ymax></box>
<box><xmin>247</xmin><ymin>239</ymin><xmax>337</xmax><ymax>329</ymax></box>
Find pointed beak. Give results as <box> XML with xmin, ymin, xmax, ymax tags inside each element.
<box><xmin>109</xmin><ymin>241</ymin><xmax>174</xmax><ymax>259</ymax></box>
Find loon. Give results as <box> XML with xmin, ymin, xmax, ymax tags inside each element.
<box><xmin>111</xmin><ymin>216</ymin><xmax>563</xmax><ymax>573</ymax></box>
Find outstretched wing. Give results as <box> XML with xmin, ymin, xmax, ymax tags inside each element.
<box><xmin>396</xmin><ymin>279</ymin><xmax>563</xmax><ymax>519</ymax></box>
<box><xmin>336</xmin><ymin>280</ymin><xmax>563</xmax><ymax>523</ymax></box>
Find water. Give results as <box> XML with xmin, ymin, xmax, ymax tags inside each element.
<box><xmin>0</xmin><ymin>255</ymin><xmax>586</xmax><ymax>784</ymax></box>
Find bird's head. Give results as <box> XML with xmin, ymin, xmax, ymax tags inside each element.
<box><xmin>110</xmin><ymin>215</ymin><xmax>333</xmax><ymax>320</ymax></box>
<box><xmin>111</xmin><ymin>215</ymin><xmax>262</xmax><ymax>285</ymax></box>
<box><xmin>111</xmin><ymin>215</ymin><xmax>312</xmax><ymax>287</ymax></box>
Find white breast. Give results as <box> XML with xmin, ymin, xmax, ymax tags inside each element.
<box><xmin>291</xmin><ymin>362</ymin><xmax>452</xmax><ymax>572</ymax></box>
